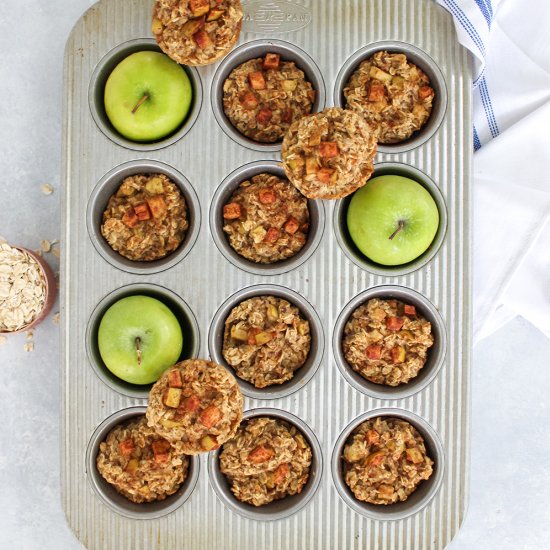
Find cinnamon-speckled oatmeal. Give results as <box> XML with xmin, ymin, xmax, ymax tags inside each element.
<box><xmin>146</xmin><ymin>359</ymin><xmax>243</xmax><ymax>455</ymax></box>
<box><xmin>343</xmin><ymin>51</ymin><xmax>435</xmax><ymax>144</ymax></box>
<box><xmin>343</xmin><ymin>417</ymin><xmax>433</xmax><ymax>505</ymax></box>
<box><xmin>100</xmin><ymin>173</ymin><xmax>188</xmax><ymax>262</ymax></box>
<box><xmin>152</xmin><ymin>0</ymin><xmax>243</xmax><ymax>66</ymax></box>
<box><xmin>281</xmin><ymin>107</ymin><xmax>378</xmax><ymax>200</ymax></box>
<box><xmin>223</xmin><ymin>55</ymin><xmax>315</xmax><ymax>143</ymax></box>
<box><xmin>343</xmin><ymin>298</ymin><xmax>434</xmax><ymax>386</ymax></box>
<box><xmin>222</xmin><ymin>173</ymin><xmax>309</xmax><ymax>264</ymax></box>
<box><xmin>219</xmin><ymin>417</ymin><xmax>312</xmax><ymax>506</ymax></box>
<box><xmin>96</xmin><ymin>416</ymin><xmax>188</xmax><ymax>504</ymax></box>
<box><xmin>222</xmin><ymin>296</ymin><xmax>311</xmax><ymax>388</ymax></box>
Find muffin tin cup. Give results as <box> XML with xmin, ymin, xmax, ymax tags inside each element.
<box><xmin>210</xmin><ymin>160</ymin><xmax>325</xmax><ymax>276</ymax></box>
<box><xmin>85</xmin><ymin>406</ymin><xmax>200</xmax><ymax>520</ymax></box>
<box><xmin>333</xmin><ymin>285</ymin><xmax>446</xmax><ymax>400</ymax></box>
<box><xmin>331</xmin><ymin>408</ymin><xmax>445</xmax><ymax>521</ymax></box>
<box><xmin>333</xmin><ymin>162</ymin><xmax>447</xmax><ymax>277</ymax></box>
<box><xmin>211</xmin><ymin>39</ymin><xmax>326</xmax><ymax>153</ymax></box>
<box><xmin>86</xmin><ymin>159</ymin><xmax>201</xmax><ymax>275</ymax></box>
<box><xmin>85</xmin><ymin>283</ymin><xmax>200</xmax><ymax>399</ymax></box>
<box><xmin>208</xmin><ymin>284</ymin><xmax>325</xmax><ymax>400</ymax></box>
<box><xmin>88</xmin><ymin>38</ymin><xmax>203</xmax><ymax>151</ymax></box>
<box><xmin>334</xmin><ymin>40</ymin><xmax>448</xmax><ymax>154</ymax></box>
<box><xmin>208</xmin><ymin>407</ymin><xmax>323</xmax><ymax>521</ymax></box>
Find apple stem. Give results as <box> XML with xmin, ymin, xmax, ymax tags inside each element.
<box><xmin>389</xmin><ymin>220</ymin><xmax>405</xmax><ymax>241</ymax></box>
<box><xmin>131</xmin><ymin>94</ymin><xmax>149</xmax><ymax>115</ymax></box>
<box><xmin>135</xmin><ymin>337</ymin><xmax>142</xmax><ymax>367</ymax></box>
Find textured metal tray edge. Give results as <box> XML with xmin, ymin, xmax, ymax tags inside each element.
<box><xmin>60</xmin><ymin>0</ymin><xmax>473</xmax><ymax>548</ymax></box>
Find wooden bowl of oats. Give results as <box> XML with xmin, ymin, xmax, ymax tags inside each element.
<box><xmin>0</xmin><ymin>243</ymin><xmax>57</xmax><ymax>334</ymax></box>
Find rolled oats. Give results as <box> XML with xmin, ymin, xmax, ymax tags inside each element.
<box><xmin>40</xmin><ymin>184</ymin><xmax>54</xmax><ymax>195</ymax></box>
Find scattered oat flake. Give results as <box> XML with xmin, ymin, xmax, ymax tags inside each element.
<box><xmin>26</xmin><ymin>330</ymin><xmax>34</xmax><ymax>340</ymax></box>
<box><xmin>52</xmin><ymin>247</ymin><xmax>60</xmax><ymax>259</ymax></box>
<box><xmin>24</xmin><ymin>342</ymin><xmax>34</xmax><ymax>352</ymax></box>
<box><xmin>0</xmin><ymin>336</ymin><xmax>7</xmax><ymax>346</ymax></box>
<box><xmin>52</xmin><ymin>312</ymin><xmax>60</xmax><ymax>325</ymax></box>
<box><xmin>34</xmin><ymin>249</ymin><xmax>43</xmax><ymax>257</ymax></box>
<box><xmin>41</xmin><ymin>240</ymin><xmax>52</xmax><ymax>253</ymax></box>
<box><xmin>41</xmin><ymin>184</ymin><xmax>54</xmax><ymax>195</ymax></box>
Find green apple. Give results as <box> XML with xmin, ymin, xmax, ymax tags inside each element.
<box><xmin>104</xmin><ymin>51</ymin><xmax>193</xmax><ymax>142</ymax></box>
<box><xmin>98</xmin><ymin>295</ymin><xmax>183</xmax><ymax>385</ymax></box>
<box><xmin>347</xmin><ymin>175</ymin><xmax>439</xmax><ymax>266</ymax></box>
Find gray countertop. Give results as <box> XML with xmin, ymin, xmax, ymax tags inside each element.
<box><xmin>1</xmin><ymin>1</ymin><xmax>549</xmax><ymax>548</ymax></box>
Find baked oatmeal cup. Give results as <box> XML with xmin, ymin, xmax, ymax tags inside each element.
<box><xmin>222</xmin><ymin>54</ymin><xmax>315</xmax><ymax>143</ymax></box>
<box><xmin>222</xmin><ymin>295</ymin><xmax>311</xmax><ymax>388</ymax></box>
<box><xmin>146</xmin><ymin>359</ymin><xmax>243</xmax><ymax>455</ymax></box>
<box><xmin>222</xmin><ymin>173</ymin><xmax>310</xmax><ymax>264</ymax></box>
<box><xmin>343</xmin><ymin>298</ymin><xmax>434</xmax><ymax>386</ymax></box>
<box><xmin>96</xmin><ymin>416</ymin><xmax>188</xmax><ymax>504</ymax></box>
<box><xmin>281</xmin><ymin>107</ymin><xmax>378</xmax><ymax>199</ymax></box>
<box><xmin>152</xmin><ymin>0</ymin><xmax>243</xmax><ymax>66</ymax></box>
<box><xmin>100</xmin><ymin>173</ymin><xmax>188</xmax><ymax>262</ymax></box>
<box><xmin>343</xmin><ymin>417</ymin><xmax>434</xmax><ymax>505</ymax></box>
<box><xmin>343</xmin><ymin>51</ymin><xmax>435</xmax><ymax>144</ymax></box>
<box><xmin>219</xmin><ymin>417</ymin><xmax>312</xmax><ymax>506</ymax></box>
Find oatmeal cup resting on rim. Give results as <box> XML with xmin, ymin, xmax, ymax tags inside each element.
<box><xmin>219</xmin><ymin>416</ymin><xmax>312</xmax><ymax>506</ymax></box>
<box><xmin>343</xmin><ymin>298</ymin><xmax>434</xmax><ymax>387</ymax></box>
<box><xmin>343</xmin><ymin>51</ymin><xmax>435</xmax><ymax>144</ymax></box>
<box><xmin>146</xmin><ymin>359</ymin><xmax>243</xmax><ymax>455</ymax></box>
<box><xmin>222</xmin><ymin>295</ymin><xmax>311</xmax><ymax>388</ymax></box>
<box><xmin>222</xmin><ymin>54</ymin><xmax>316</xmax><ymax>143</ymax></box>
<box><xmin>281</xmin><ymin>107</ymin><xmax>378</xmax><ymax>200</ymax></box>
<box><xmin>96</xmin><ymin>416</ymin><xmax>189</xmax><ymax>504</ymax></box>
<box><xmin>100</xmin><ymin>173</ymin><xmax>188</xmax><ymax>262</ymax></box>
<box><xmin>222</xmin><ymin>172</ymin><xmax>310</xmax><ymax>264</ymax></box>
<box><xmin>152</xmin><ymin>0</ymin><xmax>243</xmax><ymax>67</ymax></box>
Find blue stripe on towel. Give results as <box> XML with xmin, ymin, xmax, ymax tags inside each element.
<box><xmin>475</xmin><ymin>0</ymin><xmax>493</xmax><ymax>28</ymax></box>
<box><xmin>442</xmin><ymin>0</ymin><xmax>486</xmax><ymax>56</ymax></box>
<box><xmin>478</xmin><ymin>77</ymin><xmax>500</xmax><ymax>138</ymax></box>
<box><xmin>473</xmin><ymin>126</ymin><xmax>482</xmax><ymax>151</ymax></box>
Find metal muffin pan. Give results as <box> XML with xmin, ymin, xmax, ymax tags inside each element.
<box><xmin>332</xmin><ymin>285</ymin><xmax>447</xmax><ymax>400</ymax></box>
<box><xmin>85</xmin><ymin>283</ymin><xmax>200</xmax><ymax>399</ymax></box>
<box><xmin>211</xmin><ymin>38</ymin><xmax>326</xmax><ymax>152</ymax></box>
<box><xmin>333</xmin><ymin>161</ymin><xmax>448</xmax><ymax>277</ymax></box>
<box><xmin>89</xmin><ymin>37</ymin><xmax>203</xmax><ymax>151</ymax></box>
<box><xmin>86</xmin><ymin>159</ymin><xmax>201</xmax><ymax>275</ymax></box>
<box><xmin>208</xmin><ymin>407</ymin><xmax>323</xmax><ymax>521</ymax></box>
<box><xmin>208</xmin><ymin>283</ymin><xmax>325</xmax><ymax>400</ymax></box>
<box><xmin>333</xmin><ymin>40</ymin><xmax>448</xmax><ymax>154</ymax></box>
<box><xmin>331</xmin><ymin>408</ymin><xmax>445</xmax><ymax>521</ymax></box>
<box><xmin>209</xmin><ymin>159</ymin><xmax>325</xmax><ymax>276</ymax></box>
<box><xmin>62</xmin><ymin>0</ymin><xmax>471</xmax><ymax>548</ymax></box>
<box><xmin>85</xmin><ymin>406</ymin><xmax>200</xmax><ymax>520</ymax></box>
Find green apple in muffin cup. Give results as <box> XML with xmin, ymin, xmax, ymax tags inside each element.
<box><xmin>347</xmin><ymin>175</ymin><xmax>440</xmax><ymax>266</ymax></box>
<box><xmin>98</xmin><ymin>295</ymin><xmax>183</xmax><ymax>385</ymax></box>
<box><xmin>104</xmin><ymin>51</ymin><xmax>193</xmax><ymax>142</ymax></box>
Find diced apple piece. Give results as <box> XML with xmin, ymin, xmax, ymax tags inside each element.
<box><xmin>366</xmin><ymin>429</ymin><xmax>380</xmax><ymax>445</ymax></box>
<box><xmin>267</xmin><ymin>305</ymin><xmax>279</xmax><ymax>321</ymax></box>
<box><xmin>152</xmin><ymin>439</ymin><xmax>171</xmax><ymax>463</ymax></box>
<box><xmin>118</xmin><ymin>182</ymin><xmax>136</xmax><ymax>197</ymax></box>
<box><xmin>248</xmin><ymin>71</ymin><xmax>266</xmax><ymax>90</ymax></box>
<box><xmin>223</xmin><ymin>202</ymin><xmax>242</xmax><ymax>219</ymax></box>
<box><xmin>263</xmin><ymin>227</ymin><xmax>280</xmax><ymax>243</ymax></box>
<box><xmin>344</xmin><ymin>444</ymin><xmax>363</xmax><ymax>462</ymax></box>
<box><xmin>378</xmin><ymin>484</ymin><xmax>395</xmax><ymax>499</ymax></box>
<box><xmin>273</xmin><ymin>463</ymin><xmax>290</xmax><ymax>484</ymax></box>
<box><xmin>263</xmin><ymin>53</ymin><xmax>280</xmax><ymax>70</ymax></box>
<box><xmin>255</xmin><ymin>331</ymin><xmax>276</xmax><ymax>345</ymax></box>
<box><xmin>250</xmin><ymin>226</ymin><xmax>267</xmax><ymax>243</ymax></box>
<box><xmin>160</xmin><ymin>418</ymin><xmax>185</xmax><ymax>428</ymax></box>
<box><xmin>406</xmin><ymin>447</ymin><xmax>424</xmax><ymax>464</ymax></box>
<box><xmin>258</xmin><ymin>187</ymin><xmax>277</xmax><ymax>204</ymax></box>
<box><xmin>317</xmin><ymin>168</ymin><xmax>335</xmax><ymax>183</ymax></box>
<box><xmin>230</xmin><ymin>325</ymin><xmax>249</xmax><ymax>341</ymax></box>
<box><xmin>366</xmin><ymin>344</ymin><xmax>382</xmax><ymax>360</ymax></box>
<box><xmin>369</xmin><ymin>66</ymin><xmax>392</xmax><ymax>83</ymax></box>
<box><xmin>297</xmin><ymin>320</ymin><xmax>309</xmax><ymax>336</ymax></box>
<box><xmin>308</xmin><ymin>131</ymin><xmax>322</xmax><ymax>147</ymax></box>
<box><xmin>145</xmin><ymin>176</ymin><xmax>164</xmax><ymax>194</ymax></box>
<box><xmin>418</xmin><ymin>86</ymin><xmax>434</xmax><ymax>101</ymax></box>
<box><xmin>390</xmin><ymin>345</ymin><xmax>406</xmax><ymax>363</ymax></box>
<box><xmin>146</xmin><ymin>195</ymin><xmax>168</xmax><ymax>219</ymax></box>
<box><xmin>281</xmin><ymin>107</ymin><xmax>293</xmax><ymax>123</ymax></box>
<box><xmin>119</xmin><ymin>439</ymin><xmax>135</xmax><ymax>457</ymax></box>
<box><xmin>247</xmin><ymin>327</ymin><xmax>261</xmax><ymax>345</ymax></box>
<box><xmin>281</xmin><ymin>79</ymin><xmax>298</xmax><ymax>92</ymax></box>
<box><xmin>283</xmin><ymin>216</ymin><xmax>300</xmax><ymax>235</ymax></box>
<box><xmin>403</xmin><ymin>304</ymin><xmax>416</xmax><ymax>316</ymax></box>
<box><xmin>193</xmin><ymin>29</ymin><xmax>212</xmax><ymax>49</ymax></box>
<box><xmin>183</xmin><ymin>394</ymin><xmax>201</xmax><ymax>413</ymax></box>
<box><xmin>181</xmin><ymin>17</ymin><xmax>204</xmax><ymax>37</ymax></box>
<box><xmin>199</xmin><ymin>405</ymin><xmax>222</xmax><ymax>429</ymax></box>
<box><xmin>256</xmin><ymin>108</ymin><xmax>273</xmax><ymax>125</ymax></box>
<box><xmin>122</xmin><ymin>208</ymin><xmax>138</xmax><ymax>228</ymax></box>
<box><xmin>240</xmin><ymin>91</ymin><xmax>259</xmax><ymax>110</ymax></box>
<box><xmin>391</xmin><ymin>75</ymin><xmax>405</xmax><ymax>89</ymax></box>
<box><xmin>248</xmin><ymin>444</ymin><xmax>274</xmax><ymax>464</ymax></box>
<box><xmin>163</xmin><ymin>387</ymin><xmax>182</xmax><ymax>408</ymax></box>
<box><xmin>201</xmin><ymin>435</ymin><xmax>219</xmax><ymax>451</ymax></box>
<box><xmin>305</xmin><ymin>156</ymin><xmax>318</xmax><ymax>175</ymax></box>
<box><xmin>152</xmin><ymin>18</ymin><xmax>163</xmax><ymax>35</ymax></box>
<box><xmin>319</xmin><ymin>141</ymin><xmax>339</xmax><ymax>158</ymax></box>
<box><xmin>134</xmin><ymin>202</ymin><xmax>151</xmax><ymax>221</ymax></box>
<box><xmin>365</xmin><ymin>450</ymin><xmax>385</xmax><ymax>467</ymax></box>
<box><xmin>189</xmin><ymin>0</ymin><xmax>210</xmax><ymax>17</ymax></box>
<box><xmin>367</xmin><ymin>81</ymin><xmax>386</xmax><ymax>102</ymax></box>
<box><xmin>206</xmin><ymin>8</ymin><xmax>225</xmax><ymax>21</ymax></box>
<box><xmin>386</xmin><ymin>316</ymin><xmax>404</xmax><ymax>331</ymax></box>
<box><xmin>288</xmin><ymin>158</ymin><xmax>299</xmax><ymax>171</ymax></box>
<box><xmin>125</xmin><ymin>458</ymin><xmax>139</xmax><ymax>474</ymax></box>
<box><xmin>167</xmin><ymin>369</ymin><xmax>183</xmax><ymax>388</ymax></box>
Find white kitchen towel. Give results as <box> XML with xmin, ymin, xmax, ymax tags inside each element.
<box><xmin>436</xmin><ymin>0</ymin><xmax>550</xmax><ymax>341</ymax></box>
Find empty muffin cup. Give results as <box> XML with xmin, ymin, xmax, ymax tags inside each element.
<box><xmin>89</xmin><ymin>38</ymin><xmax>202</xmax><ymax>151</ymax></box>
<box><xmin>333</xmin><ymin>162</ymin><xmax>447</xmax><ymax>277</ymax></box>
<box><xmin>210</xmin><ymin>160</ymin><xmax>325</xmax><ymax>276</ymax></box>
<box><xmin>208</xmin><ymin>407</ymin><xmax>323</xmax><ymax>521</ymax></box>
<box><xmin>85</xmin><ymin>406</ymin><xmax>200</xmax><ymax>519</ymax></box>
<box><xmin>208</xmin><ymin>284</ymin><xmax>324</xmax><ymax>400</ymax></box>
<box><xmin>334</xmin><ymin>40</ymin><xmax>447</xmax><ymax>153</ymax></box>
<box><xmin>211</xmin><ymin>39</ymin><xmax>326</xmax><ymax>152</ymax></box>
<box><xmin>331</xmin><ymin>408</ymin><xmax>444</xmax><ymax>520</ymax></box>
<box><xmin>333</xmin><ymin>285</ymin><xmax>446</xmax><ymax>400</ymax></box>
<box><xmin>85</xmin><ymin>283</ymin><xmax>200</xmax><ymax>399</ymax></box>
<box><xmin>86</xmin><ymin>159</ymin><xmax>201</xmax><ymax>275</ymax></box>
